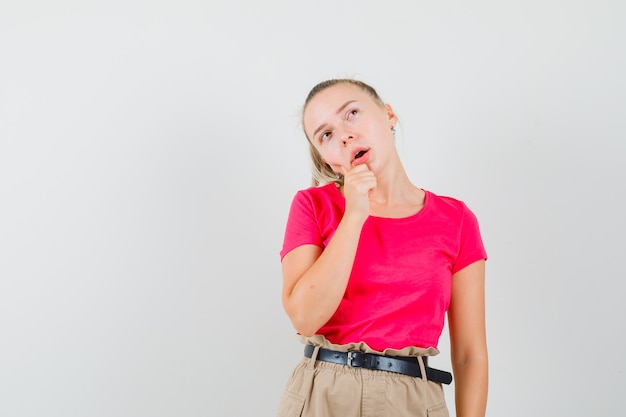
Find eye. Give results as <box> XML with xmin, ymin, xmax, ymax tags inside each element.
<box><xmin>320</xmin><ymin>131</ymin><xmax>332</xmax><ymax>142</ymax></box>
<box><xmin>346</xmin><ymin>109</ymin><xmax>358</xmax><ymax>120</ymax></box>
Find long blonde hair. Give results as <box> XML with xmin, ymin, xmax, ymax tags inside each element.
<box><xmin>302</xmin><ymin>79</ymin><xmax>385</xmax><ymax>187</ymax></box>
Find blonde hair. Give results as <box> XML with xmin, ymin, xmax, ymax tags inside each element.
<box><xmin>302</xmin><ymin>79</ymin><xmax>384</xmax><ymax>187</ymax></box>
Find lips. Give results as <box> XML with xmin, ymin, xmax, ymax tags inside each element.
<box><xmin>351</xmin><ymin>148</ymin><xmax>370</xmax><ymax>166</ymax></box>
<box><xmin>352</xmin><ymin>148</ymin><xmax>369</xmax><ymax>162</ymax></box>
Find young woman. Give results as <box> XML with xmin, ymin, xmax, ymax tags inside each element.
<box><xmin>278</xmin><ymin>79</ymin><xmax>488</xmax><ymax>417</ymax></box>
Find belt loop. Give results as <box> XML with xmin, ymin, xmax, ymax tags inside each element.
<box><xmin>417</xmin><ymin>356</ymin><xmax>427</xmax><ymax>382</ymax></box>
<box><xmin>306</xmin><ymin>345</ymin><xmax>320</xmax><ymax>369</ymax></box>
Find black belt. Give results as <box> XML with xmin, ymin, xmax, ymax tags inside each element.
<box><xmin>304</xmin><ymin>345</ymin><xmax>452</xmax><ymax>385</ymax></box>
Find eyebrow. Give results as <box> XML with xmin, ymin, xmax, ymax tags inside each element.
<box><xmin>312</xmin><ymin>100</ymin><xmax>358</xmax><ymax>139</ymax></box>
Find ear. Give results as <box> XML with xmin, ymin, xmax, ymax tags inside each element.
<box><xmin>384</xmin><ymin>103</ymin><xmax>398</xmax><ymax>128</ymax></box>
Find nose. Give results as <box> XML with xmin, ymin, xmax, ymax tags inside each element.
<box><xmin>341</xmin><ymin>132</ymin><xmax>354</xmax><ymax>146</ymax></box>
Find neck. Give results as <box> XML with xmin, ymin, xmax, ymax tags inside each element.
<box><xmin>368</xmin><ymin>161</ymin><xmax>420</xmax><ymax>207</ymax></box>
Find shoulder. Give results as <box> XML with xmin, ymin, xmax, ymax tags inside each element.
<box><xmin>296</xmin><ymin>183</ymin><xmax>340</xmax><ymax>198</ymax></box>
<box><xmin>425</xmin><ymin>190</ymin><xmax>471</xmax><ymax>217</ymax></box>
<box><xmin>292</xmin><ymin>183</ymin><xmax>342</xmax><ymax>206</ymax></box>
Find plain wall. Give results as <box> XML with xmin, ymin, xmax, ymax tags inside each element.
<box><xmin>1</xmin><ymin>1</ymin><xmax>624</xmax><ymax>416</ymax></box>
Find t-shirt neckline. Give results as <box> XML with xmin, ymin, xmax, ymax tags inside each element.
<box><xmin>327</xmin><ymin>183</ymin><xmax>430</xmax><ymax>222</ymax></box>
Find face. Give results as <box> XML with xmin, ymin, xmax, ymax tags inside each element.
<box><xmin>303</xmin><ymin>83</ymin><xmax>398</xmax><ymax>175</ymax></box>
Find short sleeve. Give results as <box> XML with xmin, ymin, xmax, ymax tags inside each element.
<box><xmin>279</xmin><ymin>191</ymin><xmax>324</xmax><ymax>260</ymax></box>
<box><xmin>452</xmin><ymin>203</ymin><xmax>488</xmax><ymax>273</ymax></box>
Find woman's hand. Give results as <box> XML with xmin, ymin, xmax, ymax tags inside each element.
<box><xmin>340</xmin><ymin>164</ymin><xmax>376</xmax><ymax>223</ymax></box>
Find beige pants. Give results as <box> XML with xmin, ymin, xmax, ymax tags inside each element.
<box><xmin>277</xmin><ymin>343</ymin><xmax>449</xmax><ymax>417</ymax></box>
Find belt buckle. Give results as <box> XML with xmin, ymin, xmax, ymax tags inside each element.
<box><xmin>347</xmin><ymin>352</ymin><xmax>356</xmax><ymax>367</ymax></box>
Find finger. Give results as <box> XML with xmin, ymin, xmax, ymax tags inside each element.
<box><xmin>350</xmin><ymin>163</ymin><xmax>371</xmax><ymax>174</ymax></box>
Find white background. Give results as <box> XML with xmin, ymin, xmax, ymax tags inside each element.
<box><xmin>1</xmin><ymin>1</ymin><xmax>624</xmax><ymax>416</ymax></box>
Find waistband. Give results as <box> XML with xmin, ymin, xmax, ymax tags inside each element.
<box><xmin>304</xmin><ymin>345</ymin><xmax>453</xmax><ymax>385</ymax></box>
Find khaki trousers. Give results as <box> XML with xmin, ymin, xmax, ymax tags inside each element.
<box><xmin>277</xmin><ymin>345</ymin><xmax>449</xmax><ymax>417</ymax></box>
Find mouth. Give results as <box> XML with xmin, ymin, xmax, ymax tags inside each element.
<box><xmin>353</xmin><ymin>149</ymin><xmax>368</xmax><ymax>161</ymax></box>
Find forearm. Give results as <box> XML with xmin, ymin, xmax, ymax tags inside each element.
<box><xmin>285</xmin><ymin>214</ymin><xmax>365</xmax><ymax>335</ymax></box>
<box><xmin>453</xmin><ymin>356</ymin><xmax>488</xmax><ymax>417</ymax></box>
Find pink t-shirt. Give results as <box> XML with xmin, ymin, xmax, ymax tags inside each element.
<box><xmin>280</xmin><ymin>184</ymin><xmax>487</xmax><ymax>351</ymax></box>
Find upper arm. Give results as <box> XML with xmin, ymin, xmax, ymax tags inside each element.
<box><xmin>448</xmin><ymin>259</ymin><xmax>487</xmax><ymax>362</ymax></box>
<box><xmin>281</xmin><ymin>244</ymin><xmax>322</xmax><ymax>308</ymax></box>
